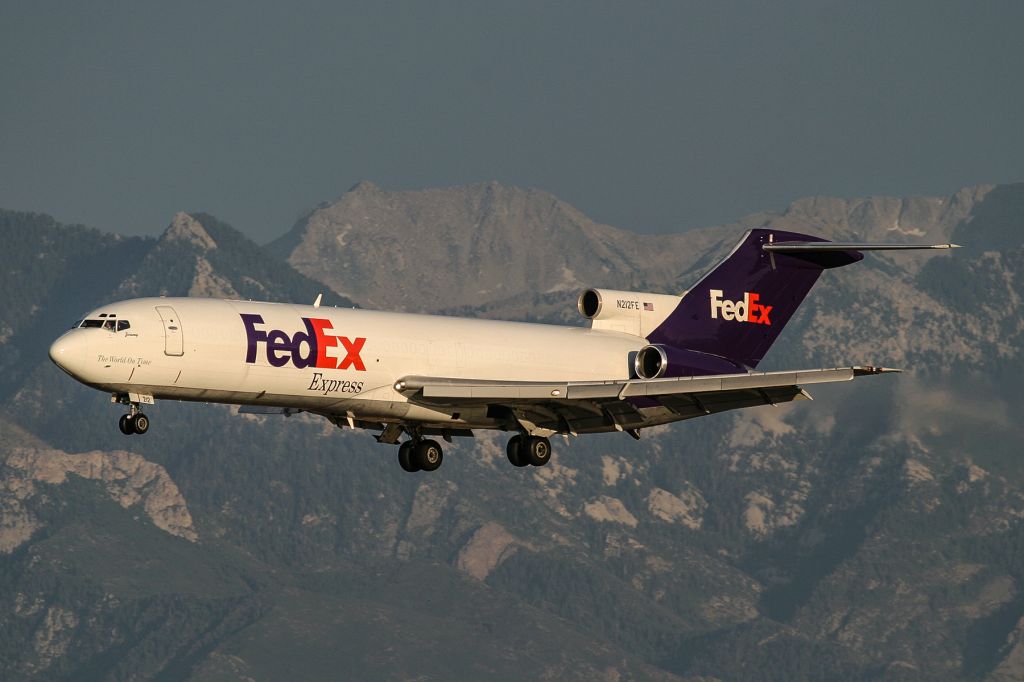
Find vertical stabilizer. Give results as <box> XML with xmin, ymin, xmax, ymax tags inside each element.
<box><xmin>647</xmin><ymin>229</ymin><xmax>861</xmax><ymax>368</ymax></box>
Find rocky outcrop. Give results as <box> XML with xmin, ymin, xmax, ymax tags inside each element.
<box><xmin>2</xmin><ymin>447</ymin><xmax>197</xmax><ymax>548</ymax></box>
<box><xmin>583</xmin><ymin>496</ymin><xmax>639</xmax><ymax>527</ymax></box>
<box><xmin>647</xmin><ymin>486</ymin><xmax>706</xmax><ymax>529</ymax></box>
<box><xmin>455</xmin><ymin>522</ymin><xmax>519</xmax><ymax>580</ymax></box>
<box><xmin>189</xmin><ymin>255</ymin><xmax>239</xmax><ymax>298</ymax></box>
<box><xmin>162</xmin><ymin>212</ymin><xmax>218</xmax><ymax>250</ymax></box>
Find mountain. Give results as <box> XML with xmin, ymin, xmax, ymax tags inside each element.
<box><xmin>268</xmin><ymin>181</ymin><xmax>989</xmax><ymax>326</ymax></box>
<box><xmin>266</xmin><ymin>181</ymin><xmax>729</xmax><ymax>313</ymax></box>
<box><xmin>1</xmin><ymin>184</ymin><xmax>1022</xmax><ymax>680</ymax></box>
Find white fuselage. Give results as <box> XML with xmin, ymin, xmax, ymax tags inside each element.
<box><xmin>49</xmin><ymin>297</ymin><xmax>649</xmax><ymax>431</ymax></box>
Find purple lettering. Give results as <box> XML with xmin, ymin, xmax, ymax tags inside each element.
<box><xmin>241</xmin><ymin>314</ymin><xmax>267</xmax><ymax>363</ymax></box>
<box><xmin>292</xmin><ymin>319</ymin><xmax>319</xmax><ymax>369</ymax></box>
<box><xmin>266</xmin><ymin>330</ymin><xmax>292</xmax><ymax>367</ymax></box>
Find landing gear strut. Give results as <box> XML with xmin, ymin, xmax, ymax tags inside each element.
<box><xmin>117</xmin><ymin>401</ymin><xmax>150</xmax><ymax>436</ymax></box>
<box><xmin>397</xmin><ymin>438</ymin><xmax>444</xmax><ymax>473</ymax></box>
<box><xmin>506</xmin><ymin>435</ymin><xmax>552</xmax><ymax>468</ymax></box>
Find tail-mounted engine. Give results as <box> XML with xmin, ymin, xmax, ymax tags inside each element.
<box><xmin>634</xmin><ymin>343</ymin><xmax>748</xmax><ymax>379</ymax></box>
<box><xmin>577</xmin><ymin>288</ymin><xmax>682</xmax><ymax>338</ymax></box>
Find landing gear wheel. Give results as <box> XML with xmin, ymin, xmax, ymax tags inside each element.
<box><xmin>506</xmin><ymin>435</ymin><xmax>528</xmax><ymax>468</ymax></box>
<box><xmin>415</xmin><ymin>440</ymin><xmax>444</xmax><ymax>472</ymax></box>
<box><xmin>132</xmin><ymin>413</ymin><xmax>150</xmax><ymax>435</ymax></box>
<box><xmin>118</xmin><ymin>414</ymin><xmax>134</xmax><ymax>435</ymax></box>
<box><xmin>398</xmin><ymin>441</ymin><xmax>419</xmax><ymax>472</ymax></box>
<box><xmin>524</xmin><ymin>436</ymin><xmax>552</xmax><ymax>467</ymax></box>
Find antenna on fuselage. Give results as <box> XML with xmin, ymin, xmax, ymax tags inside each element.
<box><xmin>313</xmin><ymin>293</ymin><xmax>323</xmax><ymax>308</ymax></box>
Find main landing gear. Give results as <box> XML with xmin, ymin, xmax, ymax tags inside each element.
<box><xmin>117</xmin><ymin>403</ymin><xmax>150</xmax><ymax>436</ymax></box>
<box><xmin>392</xmin><ymin>432</ymin><xmax>553</xmax><ymax>473</ymax></box>
<box><xmin>506</xmin><ymin>435</ymin><xmax>552</xmax><ymax>468</ymax></box>
<box><xmin>397</xmin><ymin>439</ymin><xmax>444</xmax><ymax>473</ymax></box>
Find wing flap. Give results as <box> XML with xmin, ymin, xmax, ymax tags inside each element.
<box><xmin>423</xmin><ymin>382</ymin><xmax>567</xmax><ymax>400</ymax></box>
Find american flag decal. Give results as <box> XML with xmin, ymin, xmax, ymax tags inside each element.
<box><xmin>643</xmin><ymin>302</ymin><xmax>654</xmax><ymax>311</ymax></box>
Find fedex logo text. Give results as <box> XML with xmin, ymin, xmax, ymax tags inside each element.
<box><xmin>709</xmin><ymin>289</ymin><xmax>772</xmax><ymax>325</ymax></box>
<box><xmin>240</xmin><ymin>314</ymin><xmax>366</xmax><ymax>370</ymax></box>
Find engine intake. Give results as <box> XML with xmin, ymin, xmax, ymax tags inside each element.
<box><xmin>578</xmin><ymin>288</ymin><xmax>602</xmax><ymax>318</ymax></box>
<box><xmin>635</xmin><ymin>344</ymin><xmax>669</xmax><ymax>379</ymax></box>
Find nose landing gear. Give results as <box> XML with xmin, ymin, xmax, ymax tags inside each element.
<box><xmin>117</xmin><ymin>401</ymin><xmax>150</xmax><ymax>436</ymax></box>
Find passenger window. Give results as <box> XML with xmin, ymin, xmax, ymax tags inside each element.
<box><xmin>117</xmin><ymin>320</ymin><xmax>131</xmax><ymax>332</ymax></box>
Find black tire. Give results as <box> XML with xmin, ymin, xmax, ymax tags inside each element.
<box><xmin>132</xmin><ymin>414</ymin><xmax>150</xmax><ymax>434</ymax></box>
<box><xmin>118</xmin><ymin>414</ymin><xmax>134</xmax><ymax>435</ymax></box>
<box><xmin>506</xmin><ymin>435</ymin><xmax>528</xmax><ymax>467</ymax></box>
<box><xmin>524</xmin><ymin>436</ymin><xmax>552</xmax><ymax>467</ymax></box>
<box><xmin>416</xmin><ymin>440</ymin><xmax>443</xmax><ymax>472</ymax></box>
<box><xmin>398</xmin><ymin>442</ymin><xmax>419</xmax><ymax>472</ymax></box>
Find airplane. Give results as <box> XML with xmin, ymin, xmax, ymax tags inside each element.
<box><xmin>48</xmin><ymin>229</ymin><xmax>957</xmax><ymax>472</ymax></box>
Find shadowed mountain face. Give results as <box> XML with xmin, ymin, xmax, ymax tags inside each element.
<box><xmin>1</xmin><ymin>184</ymin><xmax>1023</xmax><ymax>681</ymax></box>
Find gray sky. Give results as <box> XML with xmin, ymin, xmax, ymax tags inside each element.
<box><xmin>2</xmin><ymin>1</ymin><xmax>1022</xmax><ymax>242</ymax></box>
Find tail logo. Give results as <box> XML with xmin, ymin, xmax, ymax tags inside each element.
<box><xmin>709</xmin><ymin>289</ymin><xmax>772</xmax><ymax>325</ymax></box>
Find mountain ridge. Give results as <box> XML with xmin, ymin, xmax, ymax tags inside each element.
<box><xmin>269</xmin><ymin>181</ymin><xmax>993</xmax><ymax>318</ymax></box>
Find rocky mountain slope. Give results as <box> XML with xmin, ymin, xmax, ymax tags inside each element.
<box><xmin>0</xmin><ymin>183</ymin><xmax>1022</xmax><ymax>680</ymax></box>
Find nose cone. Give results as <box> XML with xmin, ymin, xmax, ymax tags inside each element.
<box><xmin>49</xmin><ymin>331</ymin><xmax>86</xmax><ymax>375</ymax></box>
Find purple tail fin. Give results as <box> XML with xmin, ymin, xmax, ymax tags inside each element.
<box><xmin>647</xmin><ymin>229</ymin><xmax>862</xmax><ymax>368</ymax></box>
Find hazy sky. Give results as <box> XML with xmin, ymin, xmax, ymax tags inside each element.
<box><xmin>2</xmin><ymin>1</ymin><xmax>1022</xmax><ymax>242</ymax></box>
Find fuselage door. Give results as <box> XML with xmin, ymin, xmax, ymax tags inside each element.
<box><xmin>155</xmin><ymin>305</ymin><xmax>184</xmax><ymax>356</ymax></box>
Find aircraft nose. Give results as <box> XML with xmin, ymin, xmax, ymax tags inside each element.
<box><xmin>49</xmin><ymin>331</ymin><xmax>86</xmax><ymax>374</ymax></box>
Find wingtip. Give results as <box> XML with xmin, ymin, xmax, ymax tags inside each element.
<box><xmin>853</xmin><ymin>366</ymin><xmax>903</xmax><ymax>376</ymax></box>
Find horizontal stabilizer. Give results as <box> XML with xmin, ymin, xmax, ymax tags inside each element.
<box><xmin>764</xmin><ymin>241</ymin><xmax>960</xmax><ymax>252</ymax></box>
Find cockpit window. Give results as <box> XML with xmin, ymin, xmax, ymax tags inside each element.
<box><xmin>79</xmin><ymin>318</ymin><xmax>130</xmax><ymax>331</ymax></box>
<box><xmin>70</xmin><ymin>320</ymin><xmax>82</xmax><ymax>330</ymax></box>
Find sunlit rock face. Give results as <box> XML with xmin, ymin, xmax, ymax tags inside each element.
<box><xmin>1</xmin><ymin>446</ymin><xmax>197</xmax><ymax>548</ymax></box>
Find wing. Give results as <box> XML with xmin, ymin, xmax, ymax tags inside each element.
<box><xmin>394</xmin><ymin>366</ymin><xmax>898</xmax><ymax>436</ymax></box>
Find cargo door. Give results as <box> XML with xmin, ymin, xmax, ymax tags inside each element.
<box><xmin>155</xmin><ymin>305</ymin><xmax>184</xmax><ymax>356</ymax></box>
